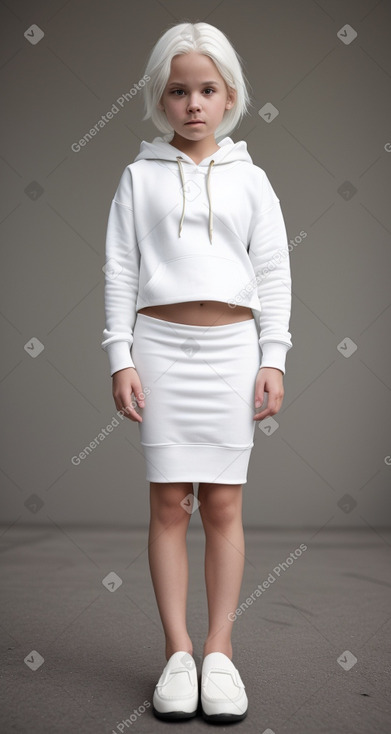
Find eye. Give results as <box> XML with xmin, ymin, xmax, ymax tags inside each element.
<box><xmin>169</xmin><ymin>88</ymin><xmax>215</xmax><ymax>96</ymax></box>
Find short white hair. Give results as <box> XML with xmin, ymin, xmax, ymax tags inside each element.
<box><xmin>141</xmin><ymin>21</ymin><xmax>252</xmax><ymax>139</ymax></box>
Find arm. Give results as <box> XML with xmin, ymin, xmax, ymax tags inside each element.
<box><xmin>101</xmin><ymin>167</ymin><xmax>145</xmax><ymax>422</ymax></box>
<box><xmin>248</xmin><ymin>171</ymin><xmax>293</xmax><ymax>420</ymax></box>
<box><xmin>101</xmin><ymin>166</ymin><xmax>140</xmax><ymax>374</ymax></box>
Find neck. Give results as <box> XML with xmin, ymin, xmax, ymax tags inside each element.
<box><xmin>169</xmin><ymin>133</ymin><xmax>220</xmax><ymax>164</ymax></box>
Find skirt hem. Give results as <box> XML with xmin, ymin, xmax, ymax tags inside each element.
<box><xmin>141</xmin><ymin>443</ymin><xmax>253</xmax><ymax>485</ymax></box>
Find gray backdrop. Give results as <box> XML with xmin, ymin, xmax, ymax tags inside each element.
<box><xmin>1</xmin><ymin>0</ymin><xmax>390</xmax><ymax>528</ymax></box>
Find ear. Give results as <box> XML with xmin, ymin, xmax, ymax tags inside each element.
<box><xmin>225</xmin><ymin>87</ymin><xmax>237</xmax><ymax>110</ymax></box>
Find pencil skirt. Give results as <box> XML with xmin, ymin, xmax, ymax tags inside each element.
<box><xmin>131</xmin><ymin>312</ymin><xmax>261</xmax><ymax>484</ymax></box>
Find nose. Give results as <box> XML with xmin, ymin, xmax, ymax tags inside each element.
<box><xmin>187</xmin><ymin>93</ymin><xmax>202</xmax><ymax>111</ymax></box>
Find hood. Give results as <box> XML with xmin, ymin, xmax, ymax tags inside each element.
<box><xmin>134</xmin><ymin>134</ymin><xmax>253</xmax><ymax>244</ymax></box>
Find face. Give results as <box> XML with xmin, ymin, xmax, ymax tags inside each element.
<box><xmin>158</xmin><ymin>51</ymin><xmax>236</xmax><ymax>144</ymax></box>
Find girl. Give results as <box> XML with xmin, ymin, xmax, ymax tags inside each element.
<box><xmin>102</xmin><ymin>21</ymin><xmax>292</xmax><ymax>724</ymax></box>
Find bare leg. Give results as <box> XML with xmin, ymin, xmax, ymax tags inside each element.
<box><xmin>198</xmin><ymin>483</ymin><xmax>245</xmax><ymax>660</ymax></box>
<box><xmin>148</xmin><ymin>481</ymin><xmax>194</xmax><ymax>660</ymax></box>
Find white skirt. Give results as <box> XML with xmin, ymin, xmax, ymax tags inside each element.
<box><xmin>131</xmin><ymin>312</ymin><xmax>261</xmax><ymax>484</ymax></box>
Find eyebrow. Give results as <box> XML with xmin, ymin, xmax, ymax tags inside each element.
<box><xmin>167</xmin><ymin>80</ymin><xmax>220</xmax><ymax>87</ymax></box>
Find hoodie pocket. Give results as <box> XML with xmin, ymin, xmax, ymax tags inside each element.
<box><xmin>142</xmin><ymin>254</ymin><xmax>258</xmax><ymax>306</ymax></box>
<box><xmin>143</xmin><ymin>263</ymin><xmax>166</xmax><ymax>296</ymax></box>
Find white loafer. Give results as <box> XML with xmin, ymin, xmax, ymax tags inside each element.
<box><xmin>201</xmin><ymin>652</ymin><xmax>248</xmax><ymax>722</ymax></box>
<box><xmin>152</xmin><ymin>651</ymin><xmax>199</xmax><ymax>720</ymax></box>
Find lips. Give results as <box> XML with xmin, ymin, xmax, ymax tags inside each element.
<box><xmin>186</xmin><ymin>120</ymin><xmax>204</xmax><ymax>124</ymax></box>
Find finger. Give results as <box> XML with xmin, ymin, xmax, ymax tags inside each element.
<box><xmin>254</xmin><ymin>395</ymin><xmax>264</xmax><ymax>410</ymax></box>
<box><xmin>115</xmin><ymin>395</ymin><xmax>143</xmax><ymax>423</ymax></box>
<box><xmin>268</xmin><ymin>392</ymin><xmax>284</xmax><ymax>416</ymax></box>
<box><xmin>266</xmin><ymin>393</ymin><xmax>279</xmax><ymax>415</ymax></box>
<box><xmin>253</xmin><ymin>394</ymin><xmax>282</xmax><ymax>421</ymax></box>
<box><xmin>253</xmin><ymin>407</ymin><xmax>270</xmax><ymax>421</ymax></box>
<box><xmin>254</xmin><ymin>380</ymin><xmax>265</xmax><ymax>409</ymax></box>
<box><xmin>135</xmin><ymin>389</ymin><xmax>145</xmax><ymax>408</ymax></box>
<box><xmin>123</xmin><ymin>403</ymin><xmax>143</xmax><ymax>423</ymax></box>
<box><xmin>254</xmin><ymin>389</ymin><xmax>267</xmax><ymax>420</ymax></box>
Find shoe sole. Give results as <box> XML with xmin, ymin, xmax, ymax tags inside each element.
<box><xmin>201</xmin><ymin>708</ymin><xmax>248</xmax><ymax>723</ymax></box>
<box><xmin>152</xmin><ymin>705</ymin><xmax>197</xmax><ymax>721</ymax></box>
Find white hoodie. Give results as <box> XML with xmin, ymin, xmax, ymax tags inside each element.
<box><xmin>101</xmin><ymin>135</ymin><xmax>293</xmax><ymax>375</ymax></box>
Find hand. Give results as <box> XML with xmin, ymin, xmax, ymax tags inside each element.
<box><xmin>253</xmin><ymin>367</ymin><xmax>284</xmax><ymax>422</ymax></box>
<box><xmin>112</xmin><ymin>367</ymin><xmax>145</xmax><ymax>423</ymax></box>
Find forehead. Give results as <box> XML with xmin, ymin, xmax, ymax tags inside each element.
<box><xmin>169</xmin><ymin>52</ymin><xmax>220</xmax><ymax>78</ymax></box>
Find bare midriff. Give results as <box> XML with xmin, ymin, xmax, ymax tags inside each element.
<box><xmin>138</xmin><ymin>301</ymin><xmax>254</xmax><ymax>326</ymax></box>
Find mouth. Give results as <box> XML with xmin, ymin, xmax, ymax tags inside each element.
<box><xmin>185</xmin><ymin>121</ymin><xmax>204</xmax><ymax>125</ymax></box>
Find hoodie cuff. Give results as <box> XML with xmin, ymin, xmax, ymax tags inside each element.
<box><xmin>259</xmin><ymin>342</ymin><xmax>289</xmax><ymax>375</ymax></box>
<box><xmin>105</xmin><ymin>341</ymin><xmax>135</xmax><ymax>376</ymax></box>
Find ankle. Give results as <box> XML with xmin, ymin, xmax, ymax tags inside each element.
<box><xmin>165</xmin><ymin>638</ymin><xmax>193</xmax><ymax>660</ymax></box>
<box><xmin>203</xmin><ymin>638</ymin><xmax>233</xmax><ymax>660</ymax></box>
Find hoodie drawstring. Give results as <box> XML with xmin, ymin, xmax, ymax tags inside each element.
<box><xmin>206</xmin><ymin>160</ymin><xmax>215</xmax><ymax>244</ymax></box>
<box><xmin>176</xmin><ymin>157</ymin><xmax>186</xmax><ymax>240</ymax></box>
<box><xmin>176</xmin><ymin>156</ymin><xmax>215</xmax><ymax>244</ymax></box>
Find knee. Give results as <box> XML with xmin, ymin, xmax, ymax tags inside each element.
<box><xmin>150</xmin><ymin>483</ymin><xmax>193</xmax><ymax>527</ymax></box>
<box><xmin>198</xmin><ymin>485</ymin><xmax>242</xmax><ymax>527</ymax></box>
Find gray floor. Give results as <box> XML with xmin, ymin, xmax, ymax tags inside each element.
<box><xmin>1</xmin><ymin>525</ymin><xmax>391</xmax><ymax>733</ymax></box>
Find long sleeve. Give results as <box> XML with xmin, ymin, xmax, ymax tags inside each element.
<box><xmin>248</xmin><ymin>171</ymin><xmax>293</xmax><ymax>375</ymax></box>
<box><xmin>101</xmin><ymin>167</ymin><xmax>140</xmax><ymax>376</ymax></box>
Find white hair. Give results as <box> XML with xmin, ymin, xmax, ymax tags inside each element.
<box><xmin>141</xmin><ymin>21</ymin><xmax>252</xmax><ymax>139</ymax></box>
